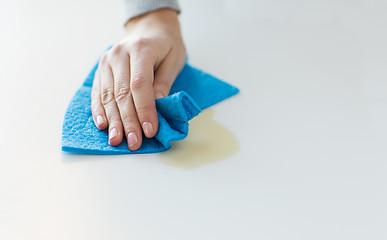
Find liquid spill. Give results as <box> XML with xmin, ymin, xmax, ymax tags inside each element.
<box><xmin>159</xmin><ymin>109</ymin><xmax>239</xmax><ymax>169</ymax></box>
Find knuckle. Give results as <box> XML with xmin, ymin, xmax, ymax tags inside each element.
<box><xmin>107</xmin><ymin>114</ymin><xmax>120</xmax><ymax>124</ymax></box>
<box><xmin>132</xmin><ymin>37</ymin><xmax>152</xmax><ymax>50</ymax></box>
<box><xmin>114</xmin><ymin>86</ymin><xmax>131</xmax><ymax>103</ymax></box>
<box><xmin>122</xmin><ymin>117</ymin><xmax>136</xmax><ymax>130</ymax></box>
<box><xmin>101</xmin><ymin>88</ymin><xmax>115</xmax><ymax>105</ymax></box>
<box><xmin>110</xmin><ymin>44</ymin><xmax>124</xmax><ymax>56</ymax></box>
<box><xmin>135</xmin><ymin>104</ymin><xmax>152</xmax><ymax>116</ymax></box>
<box><xmin>130</xmin><ymin>72</ymin><xmax>146</xmax><ymax>90</ymax></box>
<box><xmin>99</xmin><ymin>53</ymin><xmax>109</xmax><ymax>65</ymax></box>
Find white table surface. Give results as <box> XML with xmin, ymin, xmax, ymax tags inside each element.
<box><xmin>1</xmin><ymin>0</ymin><xmax>387</xmax><ymax>239</ymax></box>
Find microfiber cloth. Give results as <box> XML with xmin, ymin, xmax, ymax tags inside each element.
<box><xmin>62</xmin><ymin>57</ymin><xmax>239</xmax><ymax>154</ymax></box>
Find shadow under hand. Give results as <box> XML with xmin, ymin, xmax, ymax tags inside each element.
<box><xmin>159</xmin><ymin>109</ymin><xmax>239</xmax><ymax>169</ymax></box>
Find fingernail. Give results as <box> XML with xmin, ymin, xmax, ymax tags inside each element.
<box><xmin>127</xmin><ymin>132</ymin><xmax>138</xmax><ymax>148</ymax></box>
<box><xmin>155</xmin><ymin>92</ymin><xmax>164</xmax><ymax>99</ymax></box>
<box><xmin>109</xmin><ymin>128</ymin><xmax>118</xmax><ymax>139</ymax></box>
<box><xmin>96</xmin><ymin>115</ymin><xmax>104</xmax><ymax>126</ymax></box>
<box><xmin>143</xmin><ymin>122</ymin><xmax>153</xmax><ymax>137</ymax></box>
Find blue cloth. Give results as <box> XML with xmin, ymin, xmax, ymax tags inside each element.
<box><xmin>62</xmin><ymin>60</ymin><xmax>239</xmax><ymax>154</ymax></box>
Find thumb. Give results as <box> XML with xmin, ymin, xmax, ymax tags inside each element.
<box><xmin>153</xmin><ymin>53</ymin><xmax>185</xmax><ymax>99</ymax></box>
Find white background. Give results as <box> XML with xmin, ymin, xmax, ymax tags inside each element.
<box><xmin>1</xmin><ymin>0</ymin><xmax>387</xmax><ymax>239</ymax></box>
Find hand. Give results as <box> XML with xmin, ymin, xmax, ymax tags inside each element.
<box><xmin>91</xmin><ymin>9</ymin><xmax>186</xmax><ymax>151</ymax></box>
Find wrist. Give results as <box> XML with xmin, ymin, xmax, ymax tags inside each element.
<box><xmin>125</xmin><ymin>8</ymin><xmax>179</xmax><ymax>32</ymax></box>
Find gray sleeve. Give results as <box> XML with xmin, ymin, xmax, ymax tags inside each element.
<box><xmin>123</xmin><ymin>0</ymin><xmax>180</xmax><ymax>24</ymax></box>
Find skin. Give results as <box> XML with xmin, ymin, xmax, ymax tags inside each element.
<box><xmin>91</xmin><ymin>9</ymin><xmax>186</xmax><ymax>151</ymax></box>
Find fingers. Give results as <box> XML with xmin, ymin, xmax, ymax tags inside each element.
<box><xmin>99</xmin><ymin>62</ymin><xmax>124</xmax><ymax>147</ymax></box>
<box><xmin>92</xmin><ymin>40</ymin><xmax>182</xmax><ymax>149</ymax></box>
<box><xmin>110</xmin><ymin>53</ymin><xmax>143</xmax><ymax>151</ymax></box>
<box><xmin>153</xmin><ymin>49</ymin><xmax>185</xmax><ymax>99</ymax></box>
<box><xmin>91</xmin><ymin>68</ymin><xmax>108</xmax><ymax>130</ymax></box>
<box><xmin>129</xmin><ymin>48</ymin><xmax>159</xmax><ymax>138</ymax></box>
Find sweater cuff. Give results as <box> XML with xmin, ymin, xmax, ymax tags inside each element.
<box><xmin>123</xmin><ymin>0</ymin><xmax>180</xmax><ymax>25</ymax></box>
